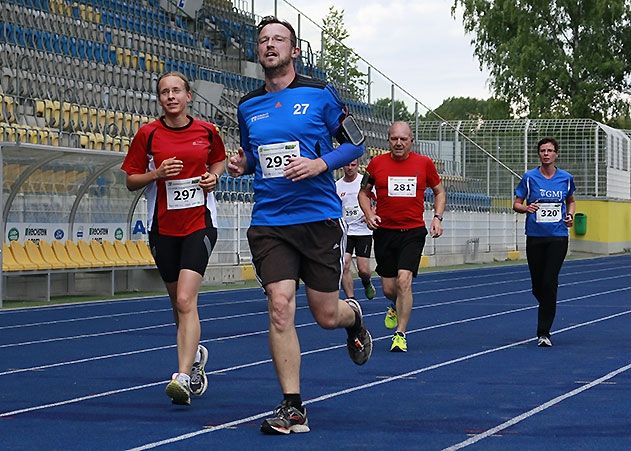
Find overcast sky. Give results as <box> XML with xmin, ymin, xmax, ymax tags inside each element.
<box><xmin>249</xmin><ymin>0</ymin><xmax>493</xmax><ymax>111</ymax></box>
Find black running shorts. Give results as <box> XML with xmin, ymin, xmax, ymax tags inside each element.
<box><xmin>373</xmin><ymin>227</ymin><xmax>428</xmax><ymax>278</ymax></box>
<box><xmin>247</xmin><ymin>219</ymin><xmax>345</xmax><ymax>292</ymax></box>
<box><xmin>149</xmin><ymin>226</ymin><xmax>217</xmax><ymax>283</ymax></box>
<box><xmin>345</xmin><ymin>235</ymin><xmax>373</xmax><ymax>258</ymax></box>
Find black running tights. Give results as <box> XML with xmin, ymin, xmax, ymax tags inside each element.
<box><xmin>526</xmin><ymin>236</ymin><xmax>568</xmax><ymax>338</ymax></box>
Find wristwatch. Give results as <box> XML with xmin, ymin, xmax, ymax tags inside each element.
<box><xmin>433</xmin><ymin>214</ymin><xmax>443</xmax><ymax>222</ymax></box>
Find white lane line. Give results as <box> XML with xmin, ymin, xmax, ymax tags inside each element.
<box><xmin>2</xmin><ymin>279</ymin><xmax>629</xmax><ymax>378</ymax></box>
<box><xmin>0</xmin><ymin>356</ymin><xmax>275</xmax><ymax>418</ymax></box>
<box><xmin>0</xmin><ymin>327</ymin><xmax>272</xmax><ymax>377</ymax></box>
<box><xmin>443</xmin><ymin>362</ymin><xmax>631</xmax><ymax>450</ymax></box>
<box><xmin>1</xmin><ymin>257</ymin><xmax>623</xmax><ymax>331</ymax></box>
<box><xmin>0</xmin><ymin>296</ymin><xmax>267</xmax><ymax>331</ymax></box>
<box><xmin>0</xmin><ymin>309</ymin><xmax>269</xmax><ymax>349</ymax></box>
<box><xmin>0</xmin><ymin>256</ymin><xmax>621</xmax><ymax>321</ymax></box>
<box><xmin>2</xmin><ymin>271</ymin><xmax>628</xmax><ymax>349</ymax></box>
<box><xmin>128</xmin><ymin>309</ymin><xmax>631</xmax><ymax>450</ymax></box>
<box><xmin>3</xmin><ymin>296</ymin><xmax>629</xmax><ymax>421</ymax></box>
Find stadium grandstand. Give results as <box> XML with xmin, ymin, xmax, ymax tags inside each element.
<box><xmin>1</xmin><ymin>0</ymin><xmax>630</xmax><ymax>304</ymax></box>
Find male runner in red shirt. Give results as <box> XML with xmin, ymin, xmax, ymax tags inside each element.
<box><xmin>359</xmin><ymin>121</ymin><xmax>446</xmax><ymax>352</ymax></box>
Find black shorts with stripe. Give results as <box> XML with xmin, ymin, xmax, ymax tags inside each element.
<box><xmin>345</xmin><ymin>234</ymin><xmax>373</xmax><ymax>258</ymax></box>
<box><xmin>247</xmin><ymin>219</ymin><xmax>345</xmax><ymax>293</ymax></box>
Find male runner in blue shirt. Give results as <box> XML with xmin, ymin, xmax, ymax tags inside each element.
<box><xmin>228</xmin><ymin>16</ymin><xmax>373</xmax><ymax>435</ymax></box>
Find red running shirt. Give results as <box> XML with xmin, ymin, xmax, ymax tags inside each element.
<box><xmin>122</xmin><ymin>117</ymin><xmax>226</xmax><ymax>236</ymax></box>
<box><xmin>366</xmin><ymin>152</ymin><xmax>441</xmax><ymax>229</ymax></box>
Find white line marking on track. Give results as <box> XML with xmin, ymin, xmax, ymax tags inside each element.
<box><xmin>2</xmin><ymin>272</ymin><xmax>628</xmax><ymax>349</ymax></box>
<box><xmin>442</xmin><ymin>362</ymin><xmax>631</xmax><ymax>450</ymax></box>
<box><xmin>0</xmin><ymin>256</ymin><xmax>623</xmax><ymax>317</ymax></box>
<box><xmin>127</xmin><ymin>309</ymin><xmax>631</xmax><ymax>450</ymax></box>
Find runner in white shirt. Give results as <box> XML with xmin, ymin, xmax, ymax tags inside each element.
<box><xmin>336</xmin><ymin>159</ymin><xmax>377</xmax><ymax>300</ymax></box>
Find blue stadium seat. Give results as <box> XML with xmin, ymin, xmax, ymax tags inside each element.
<box><xmin>15</xmin><ymin>24</ymin><xmax>25</xmax><ymax>46</ymax></box>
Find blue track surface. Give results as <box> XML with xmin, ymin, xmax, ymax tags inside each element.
<box><xmin>1</xmin><ymin>255</ymin><xmax>630</xmax><ymax>450</ymax></box>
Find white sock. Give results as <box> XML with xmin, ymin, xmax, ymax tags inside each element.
<box><xmin>195</xmin><ymin>347</ymin><xmax>201</xmax><ymax>363</ymax></box>
<box><xmin>174</xmin><ymin>373</ymin><xmax>191</xmax><ymax>385</ymax></box>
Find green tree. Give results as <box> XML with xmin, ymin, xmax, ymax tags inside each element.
<box><xmin>427</xmin><ymin>96</ymin><xmax>511</xmax><ymax>121</ymax></box>
<box><xmin>319</xmin><ymin>6</ymin><xmax>367</xmax><ymax>101</ymax></box>
<box><xmin>452</xmin><ymin>0</ymin><xmax>631</xmax><ymax>121</ymax></box>
<box><xmin>372</xmin><ymin>98</ymin><xmax>413</xmax><ymax>122</ymax></box>
<box><xmin>609</xmin><ymin>114</ymin><xmax>631</xmax><ymax>129</ymax></box>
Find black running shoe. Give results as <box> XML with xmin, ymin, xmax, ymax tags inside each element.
<box><xmin>345</xmin><ymin>299</ymin><xmax>373</xmax><ymax>365</ymax></box>
<box><xmin>260</xmin><ymin>400</ymin><xmax>310</xmax><ymax>434</ymax></box>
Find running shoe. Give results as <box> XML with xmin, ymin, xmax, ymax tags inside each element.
<box><xmin>345</xmin><ymin>299</ymin><xmax>373</xmax><ymax>365</ymax></box>
<box><xmin>384</xmin><ymin>304</ymin><xmax>398</xmax><ymax>329</ymax></box>
<box><xmin>390</xmin><ymin>332</ymin><xmax>407</xmax><ymax>352</ymax></box>
<box><xmin>363</xmin><ymin>280</ymin><xmax>376</xmax><ymax>300</ymax></box>
<box><xmin>537</xmin><ymin>336</ymin><xmax>552</xmax><ymax>347</ymax></box>
<box><xmin>260</xmin><ymin>400</ymin><xmax>310</xmax><ymax>435</ymax></box>
<box><xmin>190</xmin><ymin>344</ymin><xmax>208</xmax><ymax>396</ymax></box>
<box><xmin>166</xmin><ymin>373</ymin><xmax>191</xmax><ymax>405</ymax></box>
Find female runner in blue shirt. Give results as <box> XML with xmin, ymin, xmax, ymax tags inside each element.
<box><xmin>513</xmin><ymin>137</ymin><xmax>576</xmax><ymax>347</ymax></box>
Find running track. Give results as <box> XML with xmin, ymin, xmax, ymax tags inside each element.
<box><xmin>1</xmin><ymin>255</ymin><xmax>630</xmax><ymax>450</ymax></box>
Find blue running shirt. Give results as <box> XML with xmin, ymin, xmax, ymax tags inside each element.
<box><xmin>514</xmin><ymin>167</ymin><xmax>576</xmax><ymax>237</ymax></box>
<box><xmin>238</xmin><ymin>75</ymin><xmax>360</xmax><ymax>226</ymax></box>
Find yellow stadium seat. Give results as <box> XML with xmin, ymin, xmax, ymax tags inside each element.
<box><xmin>39</xmin><ymin>240</ymin><xmax>72</xmax><ymax>269</ymax></box>
<box><xmin>35</xmin><ymin>99</ymin><xmax>46</xmax><ymax>120</ymax></box>
<box><xmin>131</xmin><ymin>113</ymin><xmax>141</xmax><ymax>134</ymax></box>
<box><xmin>37</xmin><ymin>128</ymin><xmax>50</xmax><ymax>145</ymax></box>
<box><xmin>120</xmin><ymin>137</ymin><xmax>130</xmax><ymax>152</ymax></box>
<box><xmin>61</xmin><ymin>103</ymin><xmax>77</xmax><ymax>131</ymax></box>
<box><xmin>130</xmin><ymin>51</ymin><xmax>138</xmax><ymax>69</ymax></box>
<box><xmin>134</xmin><ymin>240</ymin><xmax>154</xmax><ymax>263</ymax></box>
<box><xmin>9</xmin><ymin>241</ymin><xmax>42</xmax><ymax>270</ymax></box>
<box><xmin>125</xmin><ymin>240</ymin><xmax>154</xmax><ymax>266</ymax></box>
<box><xmin>79</xmin><ymin>106</ymin><xmax>90</xmax><ymax>131</ymax></box>
<box><xmin>44</xmin><ymin>100</ymin><xmax>60</xmax><ymax>128</ymax></box>
<box><xmin>144</xmin><ymin>54</ymin><xmax>154</xmax><ymax>73</ymax></box>
<box><xmin>113</xmin><ymin>240</ymin><xmax>144</xmax><ymax>265</ymax></box>
<box><xmin>112</xmin><ymin>111</ymin><xmax>124</xmax><ymax>135</ymax></box>
<box><xmin>77</xmin><ymin>132</ymin><xmax>90</xmax><ymax>149</ymax></box>
<box><xmin>89</xmin><ymin>132</ymin><xmax>104</xmax><ymax>150</ymax></box>
<box><xmin>1</xmin><ymin>124</ymin><xmax>15</xmax><ymax>142</ymax></box>
<box><xmin>25</xmin><ymin>240</ymin><xmax>64</xmax><ymax>270</ymax></box>
<box><xmin>3</xmin><ymin>95</ymin><xmax>16</xmax><ymax>123</ymax></box>
<box><xmin>14</xmin><ymin>126</ymin><xmax>27</xmax><ymax>143</ymax></box>
<box><xmin>88</xmin><ymin>240</ymin><xmax>116</xmax><ymax>266</ymax></box>
<box><xmin>52</xmin><ymin>240</ymin><xmax>84</xmax><ymax>268</ymax></box>
<box><xmin>96</xmin><ymin>108</ymin><xmax>106</xmax><ymax>131</ymax></box>
<box><xmin>76</xmin><ymin>240</ymin><xmax>102</xmax><ymax>267</ymax></box>
<box><xmin>101</xmin><ymin>240</ymin><xmax>130</xmax><ymax>266</ymax></box>
<box><xmin>65</xmin><ymin>240</ymin><xmax>95</xmax><ymax>268</ymax></box>
<box><xmin>48</xmin><ymin>129</ymin><xmax>60</xmax><ymax>146</ymax></box>
<box><xmin>123</xmin><ymin>112</ymin><xmax>132</xmax><ymax>135</ymax></box>
<box><xmin>2</xmin><ymin>243</ymin><xmax>24</xmax><ymax>271</ymax></box>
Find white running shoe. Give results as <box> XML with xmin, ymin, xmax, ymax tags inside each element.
<box><xmin>190</xmin><ymin>344</ymin><xmax>209</xmax><ymax>396</ymax></box>
<box><xmin>166</xmin><ymin>373</ymin><xmax>191</xmax><ymax>405</ymax></box>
